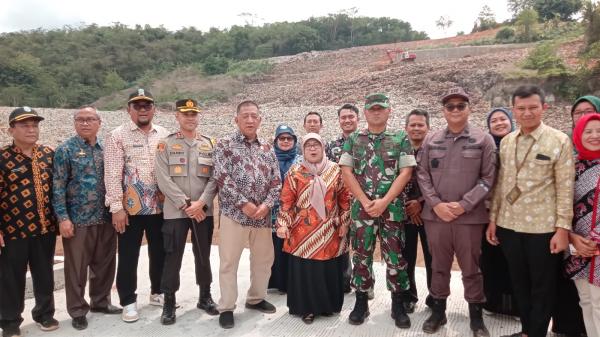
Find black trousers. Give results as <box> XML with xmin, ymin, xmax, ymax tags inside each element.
<box><xmin>161</xmin><ymin>216</ymin><xmax>214</xmax><ymax>293</ymax></box>
<box><xmin>116</xmin><ymin>214</ymin><xmax>165</xmax><ymax>306</ymax></box>
<box><xmin>0</xmin><ymin>234</ymin><xmax>56</xmax><ymax>329</ymax></box>
<box><xmin>404</xmin><ymin>221</ymin><xmax>432</xmax><ymax>303</ymax></box>
<box><xmin>497</xmin><ymin>226</ymin><xmax>559</xmax><ymax>337</ymax></box>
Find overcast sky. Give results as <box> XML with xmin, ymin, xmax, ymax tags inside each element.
<box><xmin>0</xmin><ymin>0</ymin><xmax>512</xmax><ymax>39</ymax></box>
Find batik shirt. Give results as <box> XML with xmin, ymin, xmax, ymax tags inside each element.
<box><xmin>53</xmin><ymin>135</ymin><xmax>110</xmax><ymax>226</ymax></box>
<box><xmin>104</xmin><ymin>120</ymin><xmax>169</xmax><ymax>215</ymax></box>
<box><xmin>339</xmin><ymin>128</ymin><xmax>416</xmax><ymax>222</ymax></box>
<box><xmin>0</xmin><ymin>144</ymin><xmax>56</xmax><ymax>240</ymax></box>
<box><xmin>213</xmin><ymin>131</ymin><xmax>281</xmax><ymax>228</ymax></box>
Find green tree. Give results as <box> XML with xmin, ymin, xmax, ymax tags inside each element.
<box><xmin>533</xmin><ymin>0</ymin><xmax>583</xmax><ymax>21</ymax></box>
<box><xmin>583</xmin><ymin>0</ymin><xmax>600</xmax><ymax>47</ymax></box>
<box><xmin>515</xmin><ymin>8</ymin><xmax>540</xmax><ymax>41</ymax></box>
<box><xmin>507</xmin><ymin>0</ymin><xmax>535</xmax><ymax>18</ymax></box>
<box><xmin>103</xmin><ymin>70</ymin><xmax>127</xmax><ymax>95</ymax></box>
<box><xmin>473</xmin><ymin>5</ymin><xmax>498</xmax><ymax>33</ymax></box>
<box><xmin>436</xmin><ymin>16</ymin><xmax>453</xmax><ymax>34</ymax></box>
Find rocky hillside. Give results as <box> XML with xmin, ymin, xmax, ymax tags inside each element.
<box><xmin>0</xmin><ymin>31</ymin><xmax>581</xmax><ymax>147</ymax></box>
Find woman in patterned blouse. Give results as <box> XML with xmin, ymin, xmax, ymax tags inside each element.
<box><xmin>566</xmin><ymin>113</ymin><xmax>600</xmax><ymax>337</ymax></box>
<box><xmin>275</xmin><ymin>133</ymin><xmax>352</xmax><ymax>324</ymax></box>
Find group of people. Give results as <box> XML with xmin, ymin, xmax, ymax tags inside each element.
<box><xmin>0</xmin><ymin>85</ymin><xmax>599</xmax><ymax>337</ymax></box>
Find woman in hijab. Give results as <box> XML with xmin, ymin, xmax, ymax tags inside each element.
<box><xmin>268</xmin><ymin>124</ymin><xmax>300</xmax><ymax>293</ymax></box>
<box><xmin>565</xmin><ymin>113</ymin><xmax>600</xmax><ymax>337</ymax></box>
<box><xmin>276</xmin><ymin>133</ymin><xmax>351</xmax><ymax>324</ymax></box>
<box><xmin>571</xmin><ymin>95</ymin><xmax>600</xmax><ymax>126</ymax></box>
<box><xmin>480</xmin><ymin>108</ymin><xmax>519</xmax><ymax>317</ymax></box>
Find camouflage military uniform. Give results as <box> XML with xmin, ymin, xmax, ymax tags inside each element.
<box><xmin>339</xmin><ymin>129</ymin><xmax>416</xmax><ymax>293</ymax></box>
<box><xmin>325</xmin><ymin>134</ymin><xmax>347</xmax><ymax>162</ymax></box>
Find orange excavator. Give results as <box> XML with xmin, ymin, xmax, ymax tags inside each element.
<box><xmin>386</xmin><ymin>49</ymin><xmax>416</xmax><ymax>64</ymax></box>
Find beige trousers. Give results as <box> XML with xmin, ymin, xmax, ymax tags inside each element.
<box><xmin>575</xmin><ymin>278</ymin><xmax>600</xmax><ymax>337</ymax></box>
<box><xmin>217</xmin><ymin>215</ymin><xmax>274</xmax><ymax>312</ymax></box>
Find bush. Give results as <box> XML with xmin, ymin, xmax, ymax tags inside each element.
<box><xmin>202</xmin><ymin>56</ymin><xmax>230</xmax><ymax>75</ymax></box>
<box><xmin>227</xmin><ymin>60</ymin><xmax>273</xmax><ymax>77</ymax></box>
<box><xmin>496</xmin><ymin>27</ymin><xmax>516</xmax><ymax>40</ymax></box>
<box><xmin>522</xmin><ymin>42</ymin><xmax>567</xmax><ymax>76</ymax></box>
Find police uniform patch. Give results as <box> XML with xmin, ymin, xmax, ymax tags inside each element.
<box><xmin>201</xmin><ymin>167</ymin><xmax>210</xmax><ymax>175</ymax></box>
<box><xmin>157</xmin><ymin>143</ymin><xmax>166</xmax><ymax>152</ymax></box>
<box><xmin>174</xmin><ymin>166</ymin><xmax>182</xmax><ymax>174</ymax></box>
<box><xmin>199</xmin><ymin>144</ymin><xmax>211</xmax><ymax>151</ymax></box>
<box><xmin>171</xmin><ymin>144</ymin><xmax>183</xmax><ymax>151</ymax></box>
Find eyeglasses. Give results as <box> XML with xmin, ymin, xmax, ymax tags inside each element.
<box><xmin>278</xmin><ymin>136</ymin><xmax>294</xmax><ymax>142</ymax></box>
<box><xmin>131</xmin><ymin>102</ymin><xmax>154</xmax><ymax>111</ymax></box>
<box><xmin>444</xmin><ymin>103</ymin><xmax>468</xmax><ymax>112</ymax></box>
<box><xmin>573</xmin><ymin>108</ymin><xmax>596</xmax><ymax>116</ymax></box>
<box><xmin>304</xmin><ymin>143</ymin><xmax>321</xmax><ymax>149</ymax></box>
<box><xmin>74</xmin><ymin>117</ymin><xmax>99</xmax><ymax>125</ymax></box>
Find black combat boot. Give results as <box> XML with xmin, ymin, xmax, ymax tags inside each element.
<box><xmin>469</xmin><ymin>303</ymin><xmax>490</xmax><ymax>337</ymax></box>
<box><xmin>160</xmin><ymin>293</ymin><xmax>176</xmax><ymax>325</ymax></box>
<box><xmin>422</xmin><ymin>298</ymin><xmax>447</xmax><ymax>334</ymax></box>
<box><xmin>391</xmin><ymin>292</ymin><xmax>411</xmax><ymax>329</ymax></box>
<box><xmin>348</xmin><ymin>291</ymin><xmax>370</xmax><ymax>325</ymax></box>
<box><xmin>197</xmin><ymin>286</ymin><xmax>219</xmax><ymax>316</ymax></box>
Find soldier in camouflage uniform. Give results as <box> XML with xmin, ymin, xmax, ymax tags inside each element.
<box><xmin>339</xmin><ymin>93</ymin><xmax>416</xmax><ymax>329</ymax></box>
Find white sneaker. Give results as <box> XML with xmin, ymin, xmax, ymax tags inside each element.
<box><xmin>121</xmin><ymin>302</ymin><xmax>139</xmax><ymax>323</ymax></box>
<box><xmin>149</xmin><ymin>293</ymin><xmax>164</xmax><ymax>307</ymax></box>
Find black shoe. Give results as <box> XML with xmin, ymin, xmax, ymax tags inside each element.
<box><xmin>469</xmin><ymin>303</ymin><xmax>490</xmax><ymax>337</ymax></box>
<box><xmin>197</xmin><ymin>287</ymin><xmax>220</xmax><ymax>316</ymax></box>
<box><xmin>71</xmin><ymin>316</ymin><xmax>88</xmax><ymax>330</ymax></box>
<box><xmin>348</xmin><ymin>291</ymin><xmax>370</xmax><ymax>325</ymax></box>
<box><xmin>391</xmin><ymin>292</ymin><xmax>411</xmax><ymax>329</ymax></box>
<box><xmin>422</xmin><ymin>298</ymin><xmax>447</xmax><ymax>334</ymax></box>
<box><xmin>403</xmin><ymin>301</ymin><xmax>416</xmax><ymax>314</ymax></box>
<box><xmin>160</xmin><ymin>293</ymin><xmax>177</xmax><ymax>325</ymax></box>
<box><xmin>1</xmin><ymin>325</ymin><xmax>21</xmax><ymax>337</ymax></box>
<box><xmin>425</xmin><ymin>294</ymin><xmax>434</xmax><ymax>309</ymax></box>
<box><xmin>302</xmin><ymin>313</ymin><xmax>315</xmax><ymax>324</ymax></box>
<box><xmin>36</xmin><ymin>318</ymin><xmax>59</xmax><ymax>331</ymax></box>
<box><xmin>219</xmin><ymin>311</ymin><xmax>234</xmax><ymax>329</ymax></box>
<box><xmin>90</xmin><ymin>304</ymin><xmax>123</xmax><ymax>314</ymax></box>
<box><xmin>245</xmin><ymin>300</ymin><xmax>276</xmax><ymax>314</ymax></box>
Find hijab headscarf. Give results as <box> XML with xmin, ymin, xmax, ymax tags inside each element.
<box><xmin>301</xmin><ymin>133</ymin><xmax>333</xmax><ymax>221</ymax></box>
<box><xmin>273</xmin><ymin>124</ymin><xmax>298</xmax><ymax>180</ymax></box>
<box><xmin>571</xmin><ymin>95</ymin><xmax>600</xmax><ymax>117</ymax></box>
<box><xmin>486</xmin><ymin>107</ymin><xmax>515</xmax><ymax>148</ymax></box>
<box><xmin>573</xmin><ymin>113</ymin><xmax>600</xmax><ymax>161</ymax></box>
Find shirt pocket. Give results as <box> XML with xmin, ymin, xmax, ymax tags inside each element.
<box><xmin>197</xmin><ymin>157</ymin><xmax>213</xmax><ymax>177</ymax></box>
<box><xmin>382</xmin><ymin>149</ymin><xmax>398</xmax><ymax>178</ymax></box>
<box><xmin>168</xmin><ymin>156</ymin><xmax>188</xmax><ymax>176</ymax></box>
<box><xmin>461</xmin><ymin>148</ymin><xmax>482</xmax><ymax>171</ymax></box>
<box><xmin>428</xmin><ymin>149</ymin><xmax>446</xmax><ymax>170</ymax></box>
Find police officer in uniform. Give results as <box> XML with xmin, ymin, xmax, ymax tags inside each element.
<box><xmin>155</xmin><ymin>99</ymin><xmax>219</xmax><ymax>325</ymax></box>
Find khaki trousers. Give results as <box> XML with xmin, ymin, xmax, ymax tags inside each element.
<box><xmin>217</xmin><ymin>215</ymin><xmax>274</xmax><ymax>312</ymax></box>
<box><xmin>63</xmin><ymin>223</ymin><xmax>116</xmax><ymax>318</ymax></box>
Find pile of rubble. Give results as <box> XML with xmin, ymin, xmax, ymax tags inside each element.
<box><xmin>0</xmin><ymin>37</ymin><xmax>581</xmax><ymax>147</ymax></box>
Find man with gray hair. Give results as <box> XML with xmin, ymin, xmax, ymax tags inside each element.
<box><xmin>212</xmin><ymin>100</ymin><xmax>281</xmax><ymax>329</ymax></box>
<box><xmin>53</xmin><ymin>106</ymin><xmax>121</xmax><ymax>331</ymax></box>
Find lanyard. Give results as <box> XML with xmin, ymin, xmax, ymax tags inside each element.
<box><xmin>515</xmin><ymin>136</ymin><xmax>536</xmax><ymax>175</ymax></box>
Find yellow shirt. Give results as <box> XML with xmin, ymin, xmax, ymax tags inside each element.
<box><xmin>490</xmin><ymin>123</ymin><xmax>574</xmax><ymax>234</ymax></box>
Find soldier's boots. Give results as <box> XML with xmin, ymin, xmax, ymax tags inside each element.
<box><xmin>469</xmin><ymin>303</ymin><xmax>490</xmax><ymax>337</ymax></box>
<box><xmin>160</xmin><ymin>293</ymin><xmax>176</xmax><ymax>325</ymax></box>
<box><xmin>348</xmin><ymin>291</ymin><xmax>370</xmax><ymax>325</ymax></box>
<box><xmin>197</xmin><ymin>286</ymin><xmax>219</xmax><ymax>316</ymax></box>
<box><xmin>391</xmin><ymin>292</ymin><xmax>411</xmax><ymax>329</ymax></box>
<box><xmin>422</xmin><ymin>298</ymin><xmax>447</xmax><ymax>334</ymax></box>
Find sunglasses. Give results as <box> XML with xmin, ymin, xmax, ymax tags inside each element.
<box><xmin>444</xmin><ymin>103</ymin><xmax>468</xmax><ymax>112</ymax></box>
<box><xmin>277</xmin><ymin>136</ymin><xmax>294</xmax><ymax>142</ymax></box>
<box><xmin>131</xmin><ymin>102</ymin><xmax>154</xmax><ymax>111</ymax></box>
